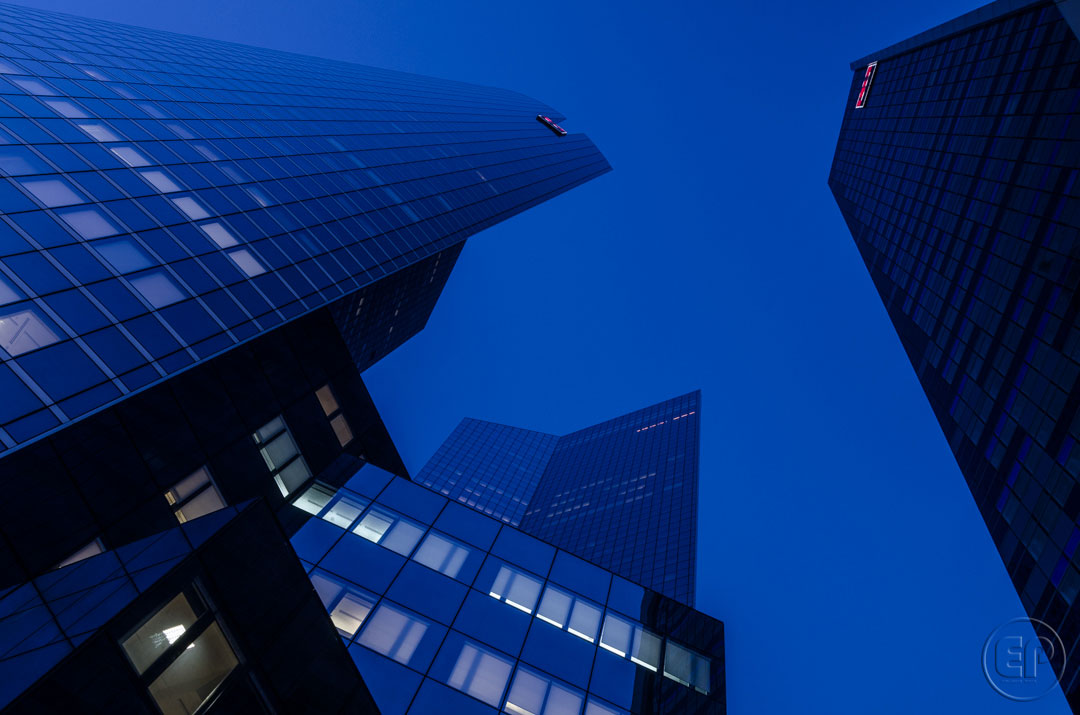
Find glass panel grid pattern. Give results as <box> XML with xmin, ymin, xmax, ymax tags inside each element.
<box><xmin>0</xmin><ymin>2</ymin><xmax>609</xmax><ymax>453</ymax></box>
<box><xmin>829</xmin><ymin>0</ymin><xmax>1080</xmax><ymax>700</ymax></box>
<box><xmin>289</xmin><ymin>466</ymin><xmax>725</xmax><ymax>715</ymax></box>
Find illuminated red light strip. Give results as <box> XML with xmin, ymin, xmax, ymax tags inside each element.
<box><xmin>855</xmin><ymin>61</ymin><xmax>877</xmax><ymax>109</ymax></box>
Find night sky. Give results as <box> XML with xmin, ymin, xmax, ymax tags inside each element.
<box><xmin>7</xmin><ymin>0</ymin><xmax>1072</xmax><ymax>712</ymax></box>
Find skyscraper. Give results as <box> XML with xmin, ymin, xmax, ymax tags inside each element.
<box><xmin>417</xmin><ymin>392</ymin><xmax>700</xmax><ymax>606</ymax></box>
<box><xmin>0</xmin><ymin>1</ymin><xmax>611</xmax><ymax>712</ymax></box>
<box><xmin>830</xmin><ymin>0</ymin><xmax>1080</xmax><ymax>704</ymax></box>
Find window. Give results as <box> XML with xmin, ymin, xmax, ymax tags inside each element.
<box><xmin>200</xmin><ymin>222</ymin><xmax>239</xmax><ymax>248</ymax></box>
<box><xmin>109</xmin><ymin>145</ymin><xmax>151</xmax><ymax>167</ymax></box>
<box><xmin>0</xmin><ymin>275</ymin><xmax>19</xmax><ymax>305</ymax></box>
<box><xmin>445</xmin><ymin>639</ymin><xmax>513</xmax><ymax>707</ymax></box>
<box><xmin>855</xmin><ymin>61</ymin><xmax>878</xmax><ymax>109</ymax></box>
<box><xmin>58</xmin><ymin>206</ymin><xmax>120</xmax><ymax>239</ymax></box>
<box><xmin>19</xmin><ymin>177</ymin><xmax>85</xmax><ymax>207</ymax></box>
<box><xmin>357</xmin><ymin>602</ymin><xmax>431</xmax><ymax>666</ymax></box>
<box><xmin>316</xmin><ymin>384</ymin><xmax>354</xmax><ymax>447</ymax></box>
<box><xmin>140</xmin><ymin>169</ymin><xmax>182</xmax><ymax>193</ymax></box>
<box><xmin>12</xmin><ymin>78</ymin><xmax>55</xmax><ymax>96</ymax></box>
<box><xmin>252</xmin><ymin>416</ymin><xmax>312</xmax><ymax>496</ymax></box>
<box><xmin>505</xmin><ymin>666</ymin><xmax>584</xmax><ymax>715</ymax></box>
<box><xmin>662</xmin><ymin>641</ymin><xmax>711</xmax><ymax>694</ymax></box>
<box><xmin>598</xmin><ymin>613</ymin><xmax>661</xmax><ymax>671</ymax></box>
<box><xmin>226</xmin><ymin>248</ymin><xmax>266</xmax><ymax>277</ymax></box>
<box><xmin>353</xmin><ymin>505</ymin><xmax>425</xmax><ymax>556</ymax></box>
<box><xmin>170</xmin><ymin>195</ymin><xmax>211</xmax><ymax>220</ymax></box>
<box><xmin>147</xmin><ymin>623</ymin><xmax>238</xmax><ymax>715</ymax></box>
<box><xmin>164</xmin><ymin>467</ymin><xmax>225</xmax><ymax>524</ymax></box>
<box><xmin>536</xmin><ymin>585</ymin><xmax>602</xmax><ymax>643</ymax></box>
<box><xmin>121</xmin><ymin>588</ymin><xmax>239</xmax><ymax>715</ymax></box>
<box><xmin>310</xmin><ymin>570</ymin><xmax>376</xmax><ymax>638</ymax></box>
<box><xmin>0</xmin><ymin>146</ymin><xmax>49</xmax><ymax>175</ymax></box>
<box><xmin>487</xmin><ymin>563</ymin><xmax>542</xmax><ymax>614</ymax></box>
<box><xmin>76</xmin><ymin>122</ymin><xmax>121</xmax><ymax>142</ymax></box>
<box><xmin>0</xmin><ymin>305</ymin><xmax>60</xmax><ymax>355</ymax></box>
<box><xmin>129</xmin><ymin>270</ymin><xmax>186</xmax><ymax>308</ymax></box>
<box><xmin>321</xmin><ymin>492</ymin><xmax>369</xmax><ymax>529</ymax></box>
<box><xmin>413</xmin><ymin>531</ymin><xmax>472</xmax><ymax>579</ymax></box>
<box><xmin>293</xmin><ymin>483</ymin><xmax>334</xmax><ymax>515</ymax></box>
<box><xmin>95</xmin><ymin>237</ymin><xmax>153</xmax><ymax>274</ymax></box>
<box><xmin>42</xmin><ymin>99</ymin><xmax>88</xmax><ymax>118</ymax></box>
<box><xmin>55</xmin><ymin>538</ymin><xmax>104</xmax><ymax>569</ymax></box>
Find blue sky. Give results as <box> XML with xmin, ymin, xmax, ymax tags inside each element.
<box><xmin>8</xmin><ymin>0</ymin><xmax>1072</xmax><ymax>712</ymax></box>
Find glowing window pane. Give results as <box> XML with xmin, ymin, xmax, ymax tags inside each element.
<box><xmin>76</xmin><ymin>123</ymin><xmax>121</xmax><ymax>142</ymax></box>
<box><xmin>170</xmin><ymin>196</ymin><xmax>211</xmax><ymax>220</ymax></box>
<box><xmin>109</xmin><ymin>145</ymin><xmax>151</xmax><ymax>168</ymax></box>
<box><xmin>129</xmin><ymin>270</ymin><xmax>185</xmax><ymax>308</ymax></box>
<box><xmin>0</xmin><ymin>275</ymin><xmax>20</xmax><ymax>305</ymax></box>
<box><xmin>12</xmin><ymin>78</ymin><xmax>55</xmax><ymax>96</ymax></box>
<box><xmin>0</xmin><ymin>306</ymin><xmax>59</xmax><ymax>355</ymax></box>
<box><xmin>19</xmin><ymin>177</ymin><xmax>84</xmax><ymax>207</ymax></box>
<box><xmin>445</xmin><ymin>640</ymin><xmax>512</xmax><ymax>707</ymax></box>
<box><xmin>58</xmin><ymin>207</ymin><xmax>120</xmax><ymax>239</ymax></box>
<box><xmin>358</xmin><ymin>603</ymin><xmax>430</xmax><ymax>666</ymax></box>
<box><xmin>140</xmin><ymin>170</ymin><xmax>182</xmax><ymax>193</ymax></box>
<box><xmin>227</xmin><ymin>248</ymin><xmax>265</xmax><ymax>277</ymax></box>
<box><xmin>413</xmin><ymin>532</ymin><xmax>471</xmax><ymax>579</ymax></box>
<box><xmin>95</xmin><ymin>237</ymin><xmax>152</xmax><ymax>273</ymax></box>
<box><xmin>42</xmin><ymin>99</ymin><xmax>88</xmax><ymax>118</ymax></box>
<box><xmin>200</xmin><ymin>222</ymin><xmax>238</xmax><ymax>248</ymax></box>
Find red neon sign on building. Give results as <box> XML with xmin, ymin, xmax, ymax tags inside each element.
<box><xmin>855</xmin><ymin>61</ymin><xmax>877</xmax><ymax>109</ymax></box>
<box><xmin>536</xmin><ymin>114</ymin><xmax>568</xmax><ymax>136</ymax></box>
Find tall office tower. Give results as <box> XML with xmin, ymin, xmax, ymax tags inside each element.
<box><xmin>417</xmin><ymin>392</ymin><xmax>700</xmax><ymax>605</ymax></box>
<box><xmin>290</xmin><ymin>463</ymin><xmax>725</xmax><ymax>715</ymax></box>
<box><xmin>829</xmin><ymin>0</ymin><xmax>1080</xmax><ymax>704</ymax></box>
<box><xmin>0</xmin><ymin>2</ymin><xmax>609</xmax><ymax>712</ymax></box>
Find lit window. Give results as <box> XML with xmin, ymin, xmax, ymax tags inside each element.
<box><xmin>18</xmin><ymin>177</ymin><xmax>85</xmax><ymax>207</ymax></box>
<box><xmin>353</xmin><ymin>506</ymin><xmax>425</xmax><ymax>556</ymax></box>
<box><xmin>246</xmin><ymin>186</ymin><xmax>271</xmax><ymax>207</ymax></box>
<box><xmin>226</xmin><ymin>248</ymin><xmax>266</xmax><ymax>277</ymax></box>
<box><xmin>315</xmin><ymin>384</ymin><xmax>354</xmax><ymax>447</ymax></box>
<box><xmin>445</xmin><ymin>639</ymin><xmax>513</xmax><ymax>707</ymax></box>
<box><xmin>121</xmin><ymin>591</ymin><xmax>204</xmax><ymax>674</ymax></box>
<box><xmin>584</xmin><ymin>699</ymin><xmax>624</xmax><ymax>715</ymax></box>
<box><xmin>193</xmin><ymin>144</ymin><xmax>221</xmax><ymax>161</ymax></box>
<box><xmin>58</xmin><ymin>206</ymin><xmax>120</xmax><ymax>239</ymax></box>
<box><xmin>55</xmin><ymin>538</ymin><xmax>104</xmax><ymax>569</ymax></box>
<box><xmin>310</xmin><ymin>570</ymin><xmax>376</xmax><ymax>637</ymax></box>
<box><xmin>42</xmin><ymin>99</ymin><xmax>88</xmax><ymax>118</ymax></box>
<box><xmin>252</xmin><ymin>416</ymin><xmax>312</xmax><ymax>496</ymax></box>
<box><xmin>109</xmin><ymin>145</ymin><xmax>151</xmax><ymax>167</ymax></box>
<box><xmin>0</xmin><ymin>59</ymin><xmax>21</xmax><ymax>74</ymax></box>
<box><xmin>293</xmin><ymin>483</ymin><xmax>335</xmax><ymax>516</ymax></box>
<box><xmin>147</xmin><ymin>622</ymin><xmax>238</xmax><ymax>715</ymax></box>
<box><xmin>166</xmin><ymin>123</ymin><xmax>195</xmax><ymax>139</ymax></box>
<box><xmin>76</xmin><ymin>122</ymin><xmax>121</xmax><ymax>142</ymax></box>
<box><xmin>413</xmin><ymin>531</ymin><xmax>472</xmax><ymax>579</ymax></box>
<box><xmin>12</xmin><ymin>78</ymin><xmax>55</xmax><ymax>96</ymax></box>
<box><xmin>129</xmin><ymin>270</ymin><xmax>186</xmax><ymax>308</ymax></box>
<box><xmin>79</xmin><ymin>66</ymin><xmax>109</xmax><ymax>81</ymax></box>
<box><xmin>487</xmin><ymin>564</ymin><xmax>542</xmax><ymax>614</ymax></box>
<box><xmin>200</xmin><ymin>222</ymin><xmax>238</xmax><ymax>248</ymax></box>
<box><xmin>320</xmin><ymin>492</ymin><xmax>369</xmax><ymax>529</ymax></box>
<box><xmin>95</xmin><ymin>237</ymin><xmax>153</xmax><ymax>273</ymax></box>
<box><xmin>0</xmin><ymin>305</ymin><xmax>60</xmax><ymax>356</ymax></box>
<box><xmin>330</xmin><ymin>414</ymin><xmax>354</xmax><ymax>447</ymax></box>
<box><xmin>505</xmin><ymin>666</ymin><xmax>584</xmax><ymax>715</ymax></box>
<box><xmin>164</xmin><ymin>467</ymin><xmax>225</xmax><ymax>524</ymax></box>
<box><xmin>315</xmin><ymin>384</ymin><xmax>339</xmax><ymax>415</ymax></box>
<box><xmin>598</xmin><ymin>613</ymin><xmax>661</xmax><ymax>671</ymax></box>
<box><xmin>170</xmin><ymin>195</ymin><xmax>211</xmax><ymax>220</ymax></box>
<box><xmin>358</xmin><ymin>602</ymin><xmax>430</xmax><ymax>665</ymax></box>
<box><xmin>140</xmin><ymin>169</ymin><xmax>182</xmax><ymax>193</ymax></box>
<box><xmin>536</xmin><ymin>585</ymin><xmax>602</xmax><ymax>643</ymax></box>
<box><xmin>662</xmin><ymin>641</ymin><xmax>711</xmax><ymax>694</ymax></box>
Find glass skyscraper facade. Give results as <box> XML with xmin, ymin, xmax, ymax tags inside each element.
<box><xmin>290</xmin><ymin>464</ymin><xmax>724</xmax><ymax>715</ymax></box>
<box><xmin>0</xmin><ymin>2</ymin><xmax>635</xmax><ymax>713</ymax></box>
<box><xmin>417</xmin><ymin>393</ymin><xmax>700</xmax><ymax>606</ymax></box>
<box><xmin>830</xmin><ymin>0</ymin><xmax>1080</xmax><ymax>704</ymax></box>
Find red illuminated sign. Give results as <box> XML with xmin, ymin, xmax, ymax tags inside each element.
<box><xmin>536</xmin><ymin>114</ymin><xmax>568</xmax><ymax>136</ymax></box>
<box><xmin>855</xmin><ymin>61</ymin><xmax>877</xmax><ymax>108</ymax></box>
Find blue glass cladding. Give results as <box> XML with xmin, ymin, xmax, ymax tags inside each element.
<box><xmin>0</xmin><ymin>2</ymin><xmax>609</xmax><ymax>453</ymax></box>
<box><xmin>290</xmin><ymin>465</ymin><xmax>724</xmax><ymax>714</ymax></box>
<box><xmin>418</xmin><ymin>393</ymin><xmax>701</xmax><ymax>605</ymax></box>
<box><xmin>830</xmin><ymin>0</ymin><xmax>1080</xmax><ymax>703</ymax></box>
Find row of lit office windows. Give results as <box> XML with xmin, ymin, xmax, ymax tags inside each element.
<box><xmin>293</xmin><ymin>482</ymin><xmax>713</xmax><ymax>699</ymax></box>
